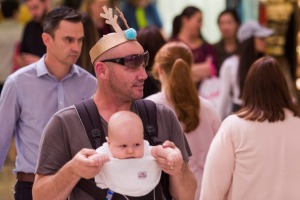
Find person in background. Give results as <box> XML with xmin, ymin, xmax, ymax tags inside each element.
<box><xmin>217</xmin><ymin>20</ymin><xmax>273</xmax><ymax>119</ymax></box>
<box><xmin>0</xmin><ymin>0</ymin><xmax>23</xmax><ymax>94</ymax></box>
<box><xmin>121</xmin><ymin>0</ymin><xmax>163</xmax><ymax>31</ymax></box>
<box><xmin>170</xmin><ymin>6</ymin><xmax>217</xmax><ymax>90</ymax></box>
<box><xmin>17</xmin><ymin>0</ymin><xmax>50</xmax><ymax>68</ymax></box>
<box><xmin>79</xmin><ymin>0</ymin><xmax>110</xmax><ymax>75</ymax></box>
<box><xmin>33</xmin><ymin>6</ymin><xmax>196</xmax><ymax>200</ymax></box>
<box><xmin>58</xmin><ymin>0</ymin><xmax>100</xmax><ymax>75</ymax></box>
<box><xmin>81</xmin><ymin>0</ymin><xmax>112</xmax><ymax>38</ymax></box>
<box><xmin>201</xmin><ymin>56</ymin><xmax>300</xmax><ymax>200</ymax></box>
<box><xmin>146</xmin><ymin>42</ymin><xmax>221</xmax><ymax>200</ymax></box>
<box><xmin>213</xmin><ymin>8</ymin><xmax>240</xmax><ymax>76</ymax></box>
<box><xmin>137</xmin><ymin>25</ymin><xmax>166</xmax><ymax>97</ymax></box>
<box><xmin>77</xmin><ymin>14</ymin><xmax>99</xmax><ymax>75</ymax></box>
<box><xmin>0</xmin><ymin>6</ymin><xmax>97</xmax><ymax>200</ymax></box>
<box><xmin>62</xmin><ymin>0</ymin><xmax>83</xmax><ymax>10</ymax></box>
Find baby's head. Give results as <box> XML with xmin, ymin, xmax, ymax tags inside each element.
<box><xmin>107</xmin><ymin>111</ymin><xmax>144</xmax><ymax>159</ymax></box>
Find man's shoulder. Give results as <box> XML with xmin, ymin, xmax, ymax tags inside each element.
<box><xmin>49</xmin><ymin>105</ymin><xmax>83</xmax><ymax>126</ymax></box>
<box><xmin>73</xmin><ymin>65</ymin><xmax>96</xmax><ymax>80</ymax></box>
<box><xmin>149</xmin><ymin>101</ymin><xmax>177</xmax><ymax>123</ymax></box>
<box><xmin>54</xmin><ymin>105</ymin><xmax>77</xmax><ymax>117</ymax></box>
<box><xmin>7</xmin><ymin>63</ymin><xmax>37</xmax><ymax>82</ymax></box>
<box><xmin>140</xmin><ymin>98</ymin><xmax>176</xmax><ymax>118</ymax></box>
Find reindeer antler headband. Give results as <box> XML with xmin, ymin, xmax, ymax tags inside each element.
<box><xmin>89</xmin><ymin>6</ymin><xmax>137</xmax><ymax>64</ymax></box>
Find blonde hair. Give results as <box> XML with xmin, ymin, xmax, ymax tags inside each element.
<box><xmin>152</xmin><ymin>42</ymin><xmax>200</xmax><ymax>132</ymax></box>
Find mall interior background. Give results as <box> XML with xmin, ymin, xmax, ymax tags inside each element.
<box><xmin>1</xmin><ymin>0</ymin><xmax>300</xmax><ymax>199</ymax></box>
<box><xmin>157</xmin><ymin>0</ymin><xmax>300</xmax><ymax>103</ymax></box>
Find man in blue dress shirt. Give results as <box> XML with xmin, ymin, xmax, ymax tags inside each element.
<box><xmin>0</xmin><ymin>6</ymin><xmax>97</xmax><ymax>200</ymax></box>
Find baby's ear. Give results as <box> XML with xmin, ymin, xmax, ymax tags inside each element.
<box><xmin>106</xmin><ymin>136</ymin><xmax>110</xmax><ymax>144</ymax></box>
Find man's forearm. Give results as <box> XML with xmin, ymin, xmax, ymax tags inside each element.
<box><xmin>169</xmin><ymin>163</ymin><xmax>197</xmax><ymax>200</ymax></box>
<box><xmin>33</xmin><ymin>161</ymin><xmax>80</xmax><ymax>200</ymax></box>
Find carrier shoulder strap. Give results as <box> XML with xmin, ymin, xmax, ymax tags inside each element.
<box><xmin>75</xmin><ymin>98</ymin><xmax>107</xmax><ymax>199</ymax></box>
<box><xmin>135</xmin><ymin>99</ymin><xmax>172</xmax><ymax>200</ymax></box>
<box><xmin>135</xmin><ymin>99</ymin><xmax>160</xmax><ymax>145</ymax></box>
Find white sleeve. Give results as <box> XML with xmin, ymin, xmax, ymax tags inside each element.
<box><xmin>144</xmin><ymin>140</ymin><xmax>152</xmax><ymax>156</ymax></box>
<box><xmin>217</xmin><ymin>59</ymin><xmax>233</xmax><ymax>119</ymax></box>
<box><xmin>96</xmin><ymin>142</ymin><xmax>110</xmax><ymax>155</ymax></box>
<box><xmin>200</xmin><ymin>117</ymin><xmax>235</xmax><ymax>200</ymax></box>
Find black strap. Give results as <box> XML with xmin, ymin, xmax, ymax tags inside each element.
<box><xmin>135</xmin><ymin>99</ymin><xmax>160</xmax><ymax>145</ymax></box>
<box><xmin>75</xmin><ymin>98</ymin><xmax>106</xmax><ymax>149</ymax></box>
<box><xmin>135</xmin><ymin>100</ymin><xmax>172</xmax><ymax>200</ymax></box>
<box><xmin>75</xmin><ymin>99</ymin><xmax>107</xmax><ymax>199</ymax></box>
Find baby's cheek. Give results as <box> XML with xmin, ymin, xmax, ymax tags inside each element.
<box><xmin>135</xmin><ymin>149</ymin><xmax>144</xmax><ymax>158</ymax></box>
<box><xmin>110</xmin><ymin>148</ymin><xmax>125</xmax><ymax>159</ymax></box>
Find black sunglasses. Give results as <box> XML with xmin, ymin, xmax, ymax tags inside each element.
<box><xmin>102</xmin><ymin>51</ymin><xmax>149</xmax><ymax>69</ymax></box>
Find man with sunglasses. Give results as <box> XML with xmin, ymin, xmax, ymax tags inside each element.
<box><xmin>33</xmin><ymin>6</ymin><xmax>196</xmax><ymax>200</ymax></box>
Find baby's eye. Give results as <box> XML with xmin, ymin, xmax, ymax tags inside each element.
<box><xmin>135</xmin><ymin>143</ymin><xmax>140</xmax><ymax>147</ymax></box>
<box><xmin>120</xmin><ymin>144</ymin><xmax>127</xmax><ymax>148</ymax></box>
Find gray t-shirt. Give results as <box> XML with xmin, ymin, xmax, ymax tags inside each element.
<box><xmin>36</xmin><ymin>101</ymin><xmax>191</xmax><ymax>199</ymax></box>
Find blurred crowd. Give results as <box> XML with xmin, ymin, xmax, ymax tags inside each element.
<box><xmin>1</xmin><ymin>0</ymin><xmax>298</xmax><ymax>115</ymax></box>
<box><xmin>1</xmin><ymin>1</ymin><xmax>300</xmax><ymax>200</ymax></box>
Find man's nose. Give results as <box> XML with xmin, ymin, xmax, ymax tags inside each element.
<box><xmin>72</xmin><ymin>41</ymin><xmax>82</xmax><ymax>52</ymax></box>
<box><xmin>137</xmin><ymin>65</ymin><xmax>148</xmax><ymax>80</ymax></box>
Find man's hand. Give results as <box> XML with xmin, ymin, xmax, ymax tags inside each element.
<box><xmin>70</xmin><ymin>148</ymin><xmax>109</xmax><ymax>179</ymax></box>
<box><xmin>152</xmin><ymin>140</ymin><xmax>183</xmax><ymax>175</ymax></box>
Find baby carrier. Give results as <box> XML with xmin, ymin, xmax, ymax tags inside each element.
<box><xmin>74</xmin><ymin>99</ymin><xmax>171</xmax><ymax>200</ymax></box>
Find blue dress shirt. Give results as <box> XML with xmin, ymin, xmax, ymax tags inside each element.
<box><xmin>0</xmin><ymin>56</ymin><xmax>97</xmax><ymax>173</ymax></box>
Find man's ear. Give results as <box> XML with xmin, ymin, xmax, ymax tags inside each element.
<box><xmin>157</xmin><ymin>65</ymin><xmax>163</xmax><ymax>75</ymax></box>
<box><xmin>41</xmin><ymin>33</ymin><xmax>51</xmax><ymax>46</ymax></box>
<box><xmin>95</xmin><ymin>61</ymin><xmax>108</xmax><ymax>78</ymax></box>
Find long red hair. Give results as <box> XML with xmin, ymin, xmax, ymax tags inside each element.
<box><xmin>152</xmin><ymin>42</ymin><xmax>200</xmax><ymax>132</ymax></box>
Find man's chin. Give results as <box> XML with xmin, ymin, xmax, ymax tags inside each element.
<box><xmin>134</xmin><ymin>92</ymin><xmax>144</xmax><ymax>100</ymax></box>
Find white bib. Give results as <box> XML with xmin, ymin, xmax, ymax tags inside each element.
<box><xmin>95</xmin><ymin>156</ymin><xmax>162</xmax><ymax>197</ymax></box>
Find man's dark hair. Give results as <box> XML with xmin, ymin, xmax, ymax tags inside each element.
<box><xmin>43</xmin><ymin>6</ymin><xmax>83</xmax><ymax>36</ymax></box>
<box><xmin>1</xmin><ymin>0</ymin><xmax>20</xmax><ymax>18</ymax></box>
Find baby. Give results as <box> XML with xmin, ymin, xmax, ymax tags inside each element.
<box><xmin>91</xmin><ymin>110</ymin><xmax>180</xmax><ymax>197</ymax></box>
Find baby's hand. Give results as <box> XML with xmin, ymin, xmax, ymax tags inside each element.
<box><xmin>88</xmin><ymin>153</ymin><xmax>110</xmax><ymax>167</ymax></box>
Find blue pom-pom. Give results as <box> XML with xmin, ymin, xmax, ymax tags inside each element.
<box><xmin>125</xmin><ymin>28</ymin><xmax>137</xmax><ymax>40</ymax></box>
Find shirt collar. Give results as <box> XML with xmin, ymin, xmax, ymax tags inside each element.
<box><xmin>36</xmin><ymin>55</ymin><xmax>80</xmax><ymax>78</ymax></box>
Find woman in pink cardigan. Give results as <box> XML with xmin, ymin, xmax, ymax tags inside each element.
<box><xmin>200</xmin><ymin>56</ymin><xmax>300</xmax><ymax>200</ymax></box>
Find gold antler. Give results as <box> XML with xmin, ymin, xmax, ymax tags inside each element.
<box><xmin>115</xmin><ymin>6</ymin><xmax>129</xmax><ymax>29</ymax></box>
<box><xmin>100</xmin><ymin>6</ymin><xmax>122</xmax><ymax>33</ymax></box>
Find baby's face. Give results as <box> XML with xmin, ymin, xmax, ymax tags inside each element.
<box><xmin>109</xmin><ymin>130</ymin><xmax>144</xmax><ymax>159</ymax></box>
